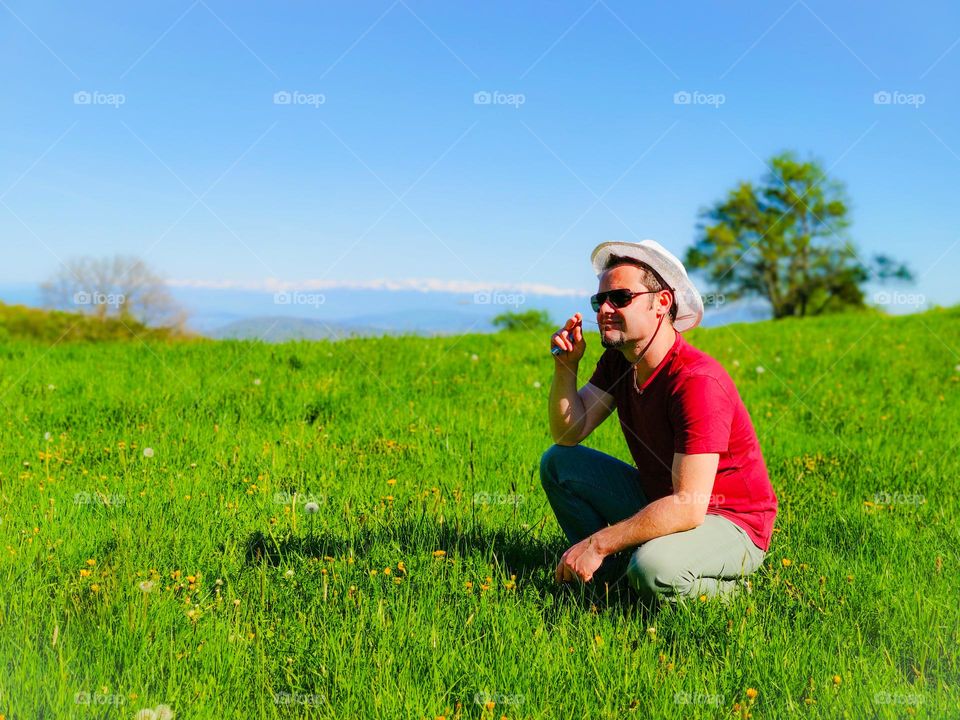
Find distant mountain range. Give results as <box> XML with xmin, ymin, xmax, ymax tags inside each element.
<box><xmin>0</xmin><ymin>282</ymin><xmax>774</xmax><ymax>342</ymax></box>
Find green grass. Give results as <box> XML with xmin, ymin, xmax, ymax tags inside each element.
<box><xmin>1</xmin><ymin>308</ymin><xmax>959</xmax><ymax>718</ymax></box>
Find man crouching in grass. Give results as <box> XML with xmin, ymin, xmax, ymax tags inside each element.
<box><xmin>541</xmin><ymin>239</ymin><xmax>777</xmax><ymax>606</ymax></box>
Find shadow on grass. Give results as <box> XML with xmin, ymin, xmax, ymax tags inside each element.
<box><xmin>243</xmin><ymin>510</ymin><xmax>655</xmax><ymax>621</ymax></box>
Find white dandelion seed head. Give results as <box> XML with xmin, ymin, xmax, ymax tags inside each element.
<box><xmin>533</xmin><ymin>381</ymin><xmax>541</xmax><ymax>388</ymax></box>
<box><xmin>44</xmin><ymin>432</ymin><xmax>52</xmax><ymax>441</ymax></box>
<box><xmin>284</xmin><ymin>569</ymin><xmax>294</xmax><ymax>578</ymax></box>
<box><xmin>47</xmin><ymin>384</ymin><xmax>55</xmax><ymax>391</ymax></box>
<box><xmin>955</xmin><ymin>364</ymin><xmax>960</xmax><ymax>373</ymax></box>
<box><xmin>143</xmin><ymin>447</ymin><xmax>155</xmax><ymax>458</ymax></box>
<box><xmin>154</xmin><ymin>705</ymin><xmax>174</xmax><ymax>720</ymax></box>
<box><xmin>253</xmin><ymin>378</ymin><xmax>262</xmax><ymax>386</ymax></box>
<box><xmin>732</xmin><ymin>360</ymin><xmax>741</xmax><ymax>368</ymax></box>
<box><xmin>756</xmin><ymin>366</ymin><xmax>766</xmax><ymax>374</ymax></box>
<box><xmin>470</xmin><ymin>354</ymin><xmax>479</xmax><ymax>362</ymax></box>
<box><xmin>304</xmin><ymin>501</ymin><xmax>319</xmax><ymax>514</ymax></box>
<box><xmin>135</xmin><ymin>710</ymin><xmax>158</xmax><ymax>720</ymax></box>
<box><xmin>138</xmin><ymin>580</ymin><xmax>155</xmax><ymax>593</ymax></box>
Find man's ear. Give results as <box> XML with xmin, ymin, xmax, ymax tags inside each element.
<box><xmin>658</xmin><ymin>289</ymin><xmax>674</xmax><ymax>317</ymax></box>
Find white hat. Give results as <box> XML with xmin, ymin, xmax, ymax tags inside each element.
<box><xmin>590</xmin><ymin>239</ymin><xmax>703</xmax><ymax>333</ymax></box>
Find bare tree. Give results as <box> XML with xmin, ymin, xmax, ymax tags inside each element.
<box><xmin>41</xmin><ymin>255</ymin><xmax>187</xmax><ymax>329</ymax></box>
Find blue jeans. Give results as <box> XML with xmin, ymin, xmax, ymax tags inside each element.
<box><xmin>539</xmin><ymin>444</ymin><xmax>766</xmax><ymax>604</ymax></box>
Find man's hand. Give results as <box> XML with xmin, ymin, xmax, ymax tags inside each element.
<box><xmin>555</xmin><ymin>536</ymin><xmax>606</xmax><ymax>583</ymax></box>
<box><xmin>551</xmin><ymin>312</ymin><xmax>586</xmax><ymax>368</ymax></box>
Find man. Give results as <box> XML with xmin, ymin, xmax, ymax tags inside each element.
<box><xmin>541</xmin><ymin>239</ymin><xmax>777</xmax><ymax>605</ymax></box>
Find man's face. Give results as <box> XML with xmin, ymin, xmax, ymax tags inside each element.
<box><xmin>596</xmin><ymin>265</ymin><xmax>667</xmax><ymax>350</ymax></box>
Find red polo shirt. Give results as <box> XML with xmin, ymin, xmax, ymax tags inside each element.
<box><xmin>587</xmin><ymin>330</ymin><xmax>777</xmax><ymax>551</ymax></box>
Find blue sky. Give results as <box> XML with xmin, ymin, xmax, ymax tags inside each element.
<box><xmin>2</xmin><ymin>1</ymin><xmax>958</xmax><ymax>308</ymax></box>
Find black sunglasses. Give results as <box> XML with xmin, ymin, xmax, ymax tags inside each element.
<box><xmin>590</xmin><ymin>288</ymin><xmax>660</xmax><ymax>313</ymax></box>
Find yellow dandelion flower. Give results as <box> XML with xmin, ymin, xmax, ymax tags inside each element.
<box><xmin>86</xmin><ymin>558</ymin><xmax>96</xmax><ymax>567</ymax></box>
<box><xmin>79</xmin><ymin>569</ymin><xmax>91</xmax><ymax>578</ymax></box>
<box><xmin>432</xmin><ymin>550</ymin><xmax>446</xmax><ymax>558</ymax></box>
<box><xmin>781</xmin><ymin>558</ymin><xmax>792</xmax><ymax>567</ymax></box>
<box><xmin>90</xmin><ymin>584</ymin><xmax>100</xmax><ymax>593</ymax></box>
<box><xmin>384</xmin><ymin>567</ymin><xmax>391</xmax><ymax>575</ymax></box>
<box><xmin>833</xmin><ymin>675</ymin><xmax>842</xmax><ymax>686</ymax></box>
<box><xmin>746</xmin><ymin>688</ymin><xmax>758</xmax><ymax>700</ymax></box>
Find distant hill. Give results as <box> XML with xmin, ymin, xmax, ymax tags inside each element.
<box><xmin>208</xmin><ymin>314</ymin><xmax>483</xmax><ymax>342</ymax></box>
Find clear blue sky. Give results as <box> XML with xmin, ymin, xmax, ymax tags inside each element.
<box><xmin>2</xmin><ymin>1</ymin><xmax>958</xmax><ymax>306</ymax></box>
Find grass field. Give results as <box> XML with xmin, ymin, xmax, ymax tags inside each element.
<box><xmin>1</xmin><ymin>308</ymin><xmax>959</xmax><ymax>719</ymax></box>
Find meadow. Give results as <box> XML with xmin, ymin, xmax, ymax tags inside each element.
<box><xmin>1</xmin><ymin>307</ymin><xmax>958</xmax><ymax>719</ymax></box>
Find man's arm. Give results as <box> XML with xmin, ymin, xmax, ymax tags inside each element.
<box><xmin>555</xmin><ymin>453</ymin><xmax>719</xmax><ymax>582</ymax></box>
<box><xmin>549</xmin><ymin>373</ymin><xmax>615</xmax><ymax>446</ymax></box>
<box><xmin>548</xmin><ymin>312</ymin><xmax>615</xmax><ymax>445</ymax></box>
<box><xmin>593</xmin><ymin>452</ymin><xmax>719</xmax><ymax>554</ymax></box>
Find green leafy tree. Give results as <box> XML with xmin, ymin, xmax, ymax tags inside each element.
<box><xmin>685</xmin><ymin>151</ymin><xmax>913</xmax><ymax>318</ymax></box>
<box><xmin>491</xmin><ymin>309</ymin><xmax>553</xmax><ymax>332</ymax></box>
